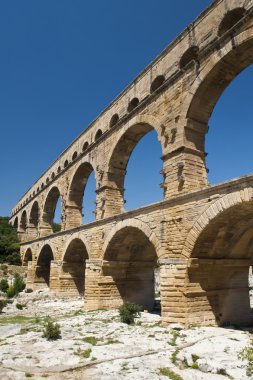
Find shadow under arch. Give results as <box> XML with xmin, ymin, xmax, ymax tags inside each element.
<box><xmin>35</xmin><ymin>244</ymin><xmax>54</xmax><ymax>288</ymax></box>
<box><xmin>60</xmin><ymin>238</ymin><xmax>89</xmax><ymax>298</ymax></box>
<box><xmin>42</xmin><ymin>186</ymin><xmax>62</xmax><ymax>235</ymax></box>
<box><xmin>23</xmin><ymin>248</ymin><xmax>33</xmax><ymax>266</ymax></box>
<box><xmin>106</xmin><ymin>119</ymin><xmax>163</xmax><ymax>215</ymax></box>
<box><xmin>66</xmin><ymin>162</ymin><xmax>95</xmax><ymax>228</ymax></box>
<box><xmin>103</xmin><ymin>225</ymin><xmax>159</xmax><ymax>311</ymax></box>
<box><xmin>186</xmin><ymin>197</ymin><xmax>253</xmax><ymax>327</ymax></box>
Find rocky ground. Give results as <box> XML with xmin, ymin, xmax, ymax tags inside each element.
<box><xmin>0</xmin><ymin>290</ymin><xmax>253</xmax><ymax>380</ymax></box>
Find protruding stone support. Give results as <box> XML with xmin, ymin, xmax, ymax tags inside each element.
<box><xmin>159</xmin><ymin>258</ymin><xmax>188</xmax><ymax>325</ymax></box>
<box><xmin>64</xmin><ymin>204</ymin><xmax>82</xmax><ymax>229</ymax></box>
<box><xmin>49</xmin><ymin>260</ymin><xmax>62</xmax><ymax>295</ymax></box>
<box><xmin>84</xmin><ymin>260</ymin><xmax>104</xmax><ymax>309</ymax></box>
<box><xmin>96</xmin><ymin>186</ymin><xmax>124</xmax><ymax>220</ymax></box>
<box><xmin>185</xmin><ymin>258</ymin><xmax>253</xmax><ymax>327</ymax></box>
<box><xmin>26</xmin><ymin>261</ymin><xmax>36</xmax><ymax>290</ymax></box>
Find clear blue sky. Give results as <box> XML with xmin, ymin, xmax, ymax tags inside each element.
<box><xmin>1</xmin><ymin>1</ymin><xmax>252</xmax><ymax>221</ymax></box>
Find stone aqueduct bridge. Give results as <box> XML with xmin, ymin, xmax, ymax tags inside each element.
<box><xmin>10</xmin><ymin>0</ymin><xmax>253</xmax><ymax>326</ymax></box>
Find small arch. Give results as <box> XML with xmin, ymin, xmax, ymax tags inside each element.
<box><xmin>72</xmin><ymin>151</ymin><xmax>78</xmax><ymax>161</ymax></box>
<box><xmin>61</xmin><ymin>238</ymin><xmax>89</xmax><ymax>297</ymax></box>
<box><xmin>41</xmin><ymin>183</ymin><xmax>44</xmax><ymax>190</ymax></box>
<box><xmin>35</xmin><ymin>245</ymin><xmax>54</xmax><ymax>288</ymax></box>
<box><xmin>23</xmin><ymin>248</ymin><xmax>32</xmax><ymax>266</ymax></box>
<box><xmin>13</xmin><ymin>217</ymin><xmax>18</xmax><ymax>229</ymax></box>
<box><xmin>57</xmin><ymin>166</ymin><xmax>61</xmax><ymax>173</ymax></box>
<box><xmin>51</xmin><ymin>172</ymin><xmax>55</xmax><ymax>180</ymax></box>
<box><xmin>95</xmin><ymin>129</ymin><xmax>103</xmax><ymax>141</ymax></box>
<box><xmin>43</xmin><ymin>187</ymin><xmax>62</xmax><ymax>234</ymax></box>
<box><xmin>128</xmin><ymin>97</ymin><xmax>139</xmax><ymax>112</ymax></box>
<box><xmin>179</xmin><ymin>46</ymin><xmax>199</xmax><ymax>70</ymax></box>
<box><xmin>66</xmin><ymin>162</ymin><xmax>95</xmax><ymax>228</ymax></box>
<box><xmin>29</xmin><ymin>201</ymin><xmax>39</xmax><ymax>231</ymax></box>
<box><xmin>20</xmin><ymin>210</ymin><xmax>27</xmax><ymax>232</ymax></box>
<box><xmin>109</xmin><ymin>113</ymin><xmax>119</xmax><ymax>128</ymax></box>
<box><xmin>46</xmin><ymin>177</ymin><xmax>49</xmax><ymax>184</ymax></box>
<box><xmin>82</xmin><ymin>141</ymin><xmax>89</xmax><ymax>152</ymax></box>
<box><xmin>150</xmin><ymin>75</ymin><xmax>165</xmax><ymax>94</ymax></box>
<box><xmin>64</xmin><ymin>160</ymin><xmax>69</xmax><ymax>168</ymax></box>
<box><xmin>218</xmin><ymin>8</ymin><xmax>245</xmax><ymax>37</ymax></box>
<box><xmin>37</xmin><ymin>187</ymin><xmax>39</xmax><ymax>193</ymax></box>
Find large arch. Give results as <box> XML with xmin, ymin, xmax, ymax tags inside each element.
<box><xmin>185</xmin><ymin>189</ymin><xmax>253</xmax><ymax>326</ymax></box>
<box><xmin>181</xmin><ymin>26</ymin><xmax>253</xmax><ymax>190</ymax></box>
<box><xmin>29</xmin><ymin>201</ymin><xmax>39</xmax><ymax>237</ymax></box>
<box><xmin>42</xmin><ymin>186</ymin><xmax>62</xmax><ymax>234</ymax></box>
<box><xmin>103</xmin><ymin>224</ymin><xmax>159</xmax><ymax>310</ymax></box>
<box><xmin>20</xmin><ymin>210</ymin><xmax>28</xmax><ymax>233</ymax></box>
<box><xmin>65</xmin><ymin>162</ymin><xmax>95</xmax><ymax>228</ymax></box>
<box><xmin>106</xmin><ymin>116</ymin><xmax>163</xmax><ymax>215</ymax></box>
<box><xmin>34</xmin><ymin>244</ymin><xmax>54</xmax><ymax>288</ymax></box>
<box><xmin>60</xmin><ymin>238</ymin><xmax>89</xmax><ymax>297</ymax></box>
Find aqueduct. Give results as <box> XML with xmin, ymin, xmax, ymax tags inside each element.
<box><xmin>10</xmin><ymin>0</ymin><xmax>253</xmax><ymax>326</ymax></box>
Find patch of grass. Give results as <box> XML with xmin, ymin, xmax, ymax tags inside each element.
<box><xmin>159</xmin><ymin>367</ymin><xmax>183</xmax><ymax>380</ymax></box>
<box><xmin>91</xmin><ymin>356</ymin><xmax>97</xmax><ymax>361</ymax></box>
<box><xmin>168</xmin><ymin>331</ymin><xmax>180</xmax><ymax>346</ymax></box>
<box><xmin>25</xmin><ymin>373</ymin><xmax>33</xmax><ymax>378</ymax></box>
<box><xmin>171</xmin><ymin>349</ymin><xmax>179</xmax><ymax>364</ymax></box>
<box><xmin>191</xmin><ymin>354</ymin><xmax>199</xmax><ymax>363</ymax></box>
<box><xmin>121</xmin><ymin>362</ymin><xmax>129</xmax><ymax>371</ymax></box>
<box><xmin>191</xmin><ymin>362</ymin><xmax>199</xmax><ymax>369</ymax></box>
<box><xmin>104</xmin><ymin>338</ymin><xmax>120</xmax><ymax>345</ymax></box>
<box><xmin>82</xmin><ymin>348</ymin><xmax>92</xmax><ymax>358</ymax></box>
<box><xmin>82</xmin><ymin>336</ymin><xmax>98</xmax><ymax>346</ymax></box>
<box><xmin>238</xmin><ymin>342</ymin><xmax>253</xmax><ymax>376</ymax></box>
<box><xmin>217</xmin><ymin>368</ymin><xmax>229</xmax><ymax>376</ymax></box>
<box><xmin>0</xmin><ymin>315</ymin><xmax>34</xmax><ymax>324</ymax></box>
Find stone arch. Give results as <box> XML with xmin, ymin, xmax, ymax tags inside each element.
<box><xmin>13</xmin><ymin>216</ymin><xmax>18</xmax><ymax>229</ymax></box>
<box><xmin>60</xmin><ymin>238</ymin><xmax>89</xmax><ymax>297</ymax></box>
<box><xmin>218</xmin><ymin>7</ymin><xmax>246</xmax><ymax>37</ymax></box>
<box><xmin>95</xmin><ymin>129</ymin><xmax>103</xmax><ymax>141</ymax></box>
<box><xmin>184</xmin><ymin>187</ymin><xmax>253</xmax><ymax>326</ymax></box>
<box><xmin>42</xmin><ymin>186</ymin><xmax>62</xmax><ymax>234</ymax></box>
<box><xmin>65</xmin><ymin>162</ymin><xmax>96</xmax><ymax>228</ymax></box>
<box><xmin>127</xmin><ymin>97</ymin><xmax>139</xmax><ymax>112</ymax></box>
<box><xmin>35</xmin><ymin>244</ymin><xmax>54</xmax><ymax>288</ymax></box>
<box><xmin>20</xmin><ymin>210</ymin><xmax>28</xmax><ymax>232</ymax></box>
<box><xmin>102</xmin><ymin>220</ymin><xmax>160</xmax><ymax>310</ymax></box>
<box><xmin>23</xmin><ymin>248</ymin><xmax>33</xmax><ymax>266</ymax></box>
<box><xmin>105</xmin><ymin>115</ymin><xmax>163</xmax><ymax>214</ymax></box>
<box><xmin>185</xmin><ymin>28</ymin><xmax>253</xmax><ymax>125</ymax></box>
<box><xmin>150</xmin><ymin>75</ymin><xmax>165</xmax><ymax>93</ymax></box>
<box><xmin>103</xmin><ymin>218</ymin><xmax>161</xmax><ymax>258</ymax></box>
<box><xmin>179</xmin><ymin>45</ymin><xmax>199</xmax><ymax>70</ymax></box>
<box><xmin>109</xmin><ymin>113</ymin><xmax>119</xmax><ymax>128</ymax></box>
<box><xmin>29</xmin><ymin>201</ymin><xmax>39</xmax><ymax>229</ymax></box>
<box><xmin>82</xmin><ymin>141</ymin><xmax>89</xmax><ymax>152</ymax></box>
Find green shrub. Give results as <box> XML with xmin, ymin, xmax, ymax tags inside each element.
<box><xmin>118</xmin><ymin>302</ymin><xmax>142</xmax><ymax>325</ymax></box>
<box><xmin>82</xmin><ymin>336</ymin><xmax>98</xmax><ymax>345</ymax></box>
<box><xmin>6</xmin><ymin>286</ymin><xmax>15</xmax><ymax>298</ymax></box>
<box><xmin>13</xmin><ymin>273</ymin><xmax>25</xmax><ymax>294</ymax></box>
<box><xmin>0</xmin><ymin>299</ymin><xmax>7</xmax><ymax>313</ymax></box>
<box><xmin>0</xmin><ymin>279</ymin><xmax>9</xmax><ymax>293</ymax></box>
<box><xmin>159</xmin><ymin>368</ymin><xmax>183</xmax><ymax>380</ymax></box>
<box><xmin>16</xmin><ymin>303</ymin><xmax>25</xmax><ymax>310</ymax></box>
<box><xmin>42</xmin><ymin>319</ymin><xmax>61</xmax><ymax>341</ymax></box>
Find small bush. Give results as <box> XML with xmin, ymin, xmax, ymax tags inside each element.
<box><xmin>191</xmin><ymin>362</ymin><xmax>199</xmax><ymax>369</ymax></box>
<box><xmin>82</xmin><ymin>348</ymin><xmax>91</xmax><ymax>358</ymax></box>
<box><xmin>16</xmin><ymin>303</ymin><xmax>25</xmax><ymax>310</ymax></box>
<box><xmin>25</xmin><ymin>288</ymin><xmax>33</xmax><ymax>293</ymax></box>
<box><xmin>42</xmin><ymin>319</ymin><xmax>61</xmax><ymax>341</ymax></box>
<box><xmin>13</xmin><ymin>273</ymin><xmax>25</xmax><ymax>294</ymax></box>
<box><xmin>238</xmin><ymin>343</ymin><xmax>253</xmax><ymax>376</ymax></box>
<box><xmin>118</xmin><ymin>302</ymin><xmax>141</xmax><ymax>325</ymax></box>
<box><xmin>0</xmin><ymin>279</ymin><xmax>9</xmax><ymax>293</ymax></box>
<box><xmin>6</xmin><ymin>286</ymin><xmax>15</xmax><ymax>298</ymax></box>
<box><xmin>0</xmin><ymin>299</ymin><xmax>7</xmax><ymax>313</ymax></box>
<box><xmin>25</xmin><ymin>372</ymin><xmax>33</xmax><ymax>378</ymax></box>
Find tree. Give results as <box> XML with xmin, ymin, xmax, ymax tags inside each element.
<box><xmin>0</xmin><ymin>217</ymin><xmax>20</xmax><ymax>265</ymax></box>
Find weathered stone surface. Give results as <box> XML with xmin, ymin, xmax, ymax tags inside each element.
<box><xmin>9</xmin><ymin>0</ymin><xmax>253</xmax><ymax>326</ymax></box>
